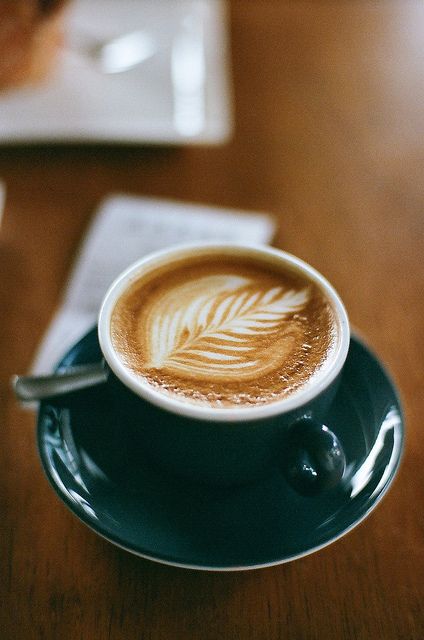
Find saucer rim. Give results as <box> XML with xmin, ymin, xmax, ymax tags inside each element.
<box><xmin>36</xmin><ymin>330</ymin><xmax>404</xmax><ymax>571</ymax></box>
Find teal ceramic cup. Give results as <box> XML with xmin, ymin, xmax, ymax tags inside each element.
<box><xmin>98</xmin><ymin>243</ymin><xmax>350</xmax><ymax>494</ymax></box>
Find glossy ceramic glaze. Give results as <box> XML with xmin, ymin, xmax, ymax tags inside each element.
<box><xmin>37</xmin><ymin>328</ymin><xmax>404</xmax><ymax>570</ymax></box>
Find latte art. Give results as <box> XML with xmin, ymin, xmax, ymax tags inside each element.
<box><xmin>144</xmin><ymin>275</ymin><xmax>310</xmax><ymax>381</ymax></box>
<box><xmin>111</xmin><ymin>256</ymin><xmax>339</xmax><ymax>408</ymax></box>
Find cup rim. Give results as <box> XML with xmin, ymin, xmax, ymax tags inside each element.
<box><xmin>98</xmin><ymin>242</ymin><xmax>350</xmax><ymax>423</ymax></box>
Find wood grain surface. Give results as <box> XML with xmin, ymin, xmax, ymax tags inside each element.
<box><xmin>1</xmin><ymin>2</ymin><xmax>423</xmax><ymax>638</ymax></box>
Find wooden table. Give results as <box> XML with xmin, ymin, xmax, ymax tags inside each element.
<box><xmin>1</xmin><ymin>2</ymin><xmax>423</xmax><ymax>638</ymax></box>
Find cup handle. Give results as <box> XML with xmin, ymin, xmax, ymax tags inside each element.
<box><xmin>281</xmin><ymin>418</ymin><xmax>346</xmax><ymax>496</ymax></box>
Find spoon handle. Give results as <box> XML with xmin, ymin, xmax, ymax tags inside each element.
<box><xmin>12</xmin><ymin>362</ymin><xmax>108</xmax><ymax>402</ymax></box>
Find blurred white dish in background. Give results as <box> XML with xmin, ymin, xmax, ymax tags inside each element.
<box><xmin>0</xmin><ymin>0</ymin><xmax>232</xmax><ymax>145</ymax></box>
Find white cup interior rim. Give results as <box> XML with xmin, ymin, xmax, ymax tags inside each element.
<box><xmin>98</xmin><ymin>242</ymin><xmax>350</xmax><ymax>423</ymax></box>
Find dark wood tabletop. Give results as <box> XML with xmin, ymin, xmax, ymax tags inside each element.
<box><xmin>1</xmin><ymin>2</ymin><xmax>423</xmax><ymax>638</ymax></box>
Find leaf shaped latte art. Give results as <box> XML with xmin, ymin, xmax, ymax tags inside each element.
<box><xmin>142</xmin><ymin>275</ymin><xmax>310</xmax><ymax>381</ymax></box>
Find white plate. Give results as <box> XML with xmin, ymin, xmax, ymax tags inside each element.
<box><xmin>0</xmin><ymin>0</ymin><xmax>232</xmax><ymax>145</ymax></box>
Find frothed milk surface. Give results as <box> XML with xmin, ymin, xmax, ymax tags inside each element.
<box><xmin>110</xmin><ymin>256</ymin><xmax>339</xmax><ymax>408</ymax></box>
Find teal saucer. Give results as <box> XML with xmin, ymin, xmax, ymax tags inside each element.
<box><xmin>37</xmin><ymin>329</ymin><xmax>404</xmax><ymax>570</ymax></box>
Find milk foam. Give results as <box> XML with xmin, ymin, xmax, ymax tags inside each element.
<box><xmin>142</xmin><ymin>275</ymin><xmax>310</xmax><ymax>381</ymax></box>
<box><xmin>111</xmin><ymin>257</ymin><xmax>338</xmax><ymax>408</ymax></box>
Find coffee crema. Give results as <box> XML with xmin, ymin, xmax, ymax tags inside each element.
<box><xmin>110</xmin><ymin>255</ymin><xmax>339</xmax><ymax>408</ymax></box>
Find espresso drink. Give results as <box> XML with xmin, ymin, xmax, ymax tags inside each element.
<box><xmin>110</xmin><ymin>254</ymin><xmax>339</xmax><ymax>408</ymax></box>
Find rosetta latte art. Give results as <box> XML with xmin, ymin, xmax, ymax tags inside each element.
<box><xmin>111</xmin><ymin>256</ymin><xmax>338</xmax><ymax>406</ymax></box>
<box><xmin>141</xmin><ymin>275</ymin><xmax>310</xmax><ymax>381</ymax></box>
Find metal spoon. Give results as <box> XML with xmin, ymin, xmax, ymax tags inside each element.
<box><xmin>12</xmin><ymin>361</ymin><xmax>108</xmax><ymax>402</ymax></box>
<box><xmin>68</xmin><ymin>30</ymin><xmax>158</xmax><ymax>74</ymax></box>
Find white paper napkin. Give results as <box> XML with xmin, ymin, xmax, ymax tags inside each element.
<box><xmin>0</xmin><ymin>181</ymin><xmax>6</xmax><ymax>229</ymax></box>
<box><xmin>32</xmin><ymin>194</ymin><xmax>276</xmax><ymax>374</ymax></box>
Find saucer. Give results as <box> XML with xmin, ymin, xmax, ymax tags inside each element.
<box><xmin>37</xmin><ymin>329</ymin><xmax>404</xmax><ymax>571</ymax></box>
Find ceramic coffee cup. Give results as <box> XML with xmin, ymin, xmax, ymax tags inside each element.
<box><xmin>98</xmin><ymin>243</ymin><xmax>350</xmax><ymax>494</ymax></box>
